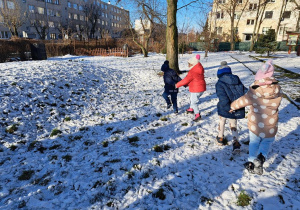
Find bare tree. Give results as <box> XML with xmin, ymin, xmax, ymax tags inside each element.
<box><xmin>81</xmin><ymin>2</ymin><xmax>102</xmax><ymax>39</ymax></box>
<box><xmin>290</xmin><ymin>0</ymin><xmax>300</xmax><ymax>31</ymax></box>
<box><xmin>275</xmin><ymin>0</ymin><xmax>288</xmax><ymax>40</ymax></box>
<box><xmin>30</xmin><ymin>12</ymin><xmax>49</xmax><ymax>40</ymax></box>
<box><xmin>0</xmin><ymin>0</ymin><xmax>27</xmax><ymax>37</ymax></box>
<box><xmin>249</xmin><ymin>0</ymin><xmax>269</xmax><ymax>51</ymax></box>
<box><xmin>126</xmin><ymin>0</ymin><xmax>163</xmax><ymax>57</ymax></box>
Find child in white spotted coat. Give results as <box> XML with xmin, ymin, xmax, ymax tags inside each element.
<box><xmin>230</xmin><ymin>59</ymin><xmax>282</xmax><ymax>175</ymax></box>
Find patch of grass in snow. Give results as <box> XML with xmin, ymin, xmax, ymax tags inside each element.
<box><xmin>131</xmin><ymin>115</ymin><xmax>138</xmax><ymax>121</ymax></box>
<box><xmin>78</xmin><ymin>72</ymin><xmax>83</xmax><ymax>75</ymax></box>
<box><xmin>201</xmin><ymin>196</ymin><xmax>214</xmax><ymax>205</ymax></box>
<box><xmin>92</xmin><ymin>180</ymin><xmax>104</xmax><ymax>188</ymax></box>
<box><xmin>107</xmin><ymin>159</ymin><xmax>121</xmax><ymax>163</ymax></box>
<box><xmin>79</xmin><ymin>127</ymin><xmax>89</xmax><ymax>131</ymax></box>
<box><xmin>28</xmin><ymin>141</ymin><xmax>38</xmax><ymax>151</ymax></box>
<box><xmin>102</xmin><ymin>141</ymin><xmax>108</xmax><ymax>147</ymax></box>
<box><xmin>9</xmin><ymin>145</ymin><xmax>18</xmax><ymax>151</ymax></box>
<box><xmin>133</xmin><ymin>164</ymin><xmax>142</xmax><ymax>171</ymax></box>
<box><xmin>5</xmin><ymin>124</ymin><xmax>18</xmax><ymax>134</ymax></box>
<box><xmin>62</xmin><ymin>154</ymin><xmax>72</xmax><ymax>162</ymax></box>
<box><xmin>153</xmin><ymin>188</ymin><xmax>165</xmax><ymax>200</ymax></box>
<box><xmin>278</xmin><ymin>194</ymin><xmax>285</xmax><ymax>204</ymax></box>
<box><xmin>143</xmin><ymin>103</ymin><xmax>150</xmax><ymax>106</ymax></box>
<box><xmin>50</xmin><ymin>155</ymin><xmax>58</xmax><ymax>160</ymax></box>
<box><xmin>11</xmin><ymin>82</ymin><xmax>17</xmax><ymax>86</ymax></box>
<box><xmin>106</xmin><ymin>201</ymin><xmax>114</xmax><ymax>207</ymax></box>
<box><xmin>153</xmin><ymin>144</ymin><xmax>170</xmax><ymax>152</ymax></box>
<box><xmin>18</xmin><ymin>170</ymin><xmax>35</xmax><ymax>181</ymax></box>
<box><xmin>126</xmin><ymin>171</ymin><xmax>135</xmax><ymax>179</ymax></box>
<box><xmin>128</xmin><ymin>136</ymin><xmax>139</xmax><ymax>143</ymax></box>
<box><xmin>18</xmin><ymin>200</ymin><xmax>26</xmax><ymax>208</ymax></box>
<box><xmin>84</xmin><ymin>141</ymin><xmax>94</xmax><ymax>146</ymax></box>
<box><xmin>106</xmin><ymin>127</ymin><xmax>113</xmax><ymax>132</ymax></box>
<box><xmin>64</xmin><ymin>117</ymin><xmax>71</xmax><ymax>122</ymax></box>
<box><xmin>156</xmin><ymin>136</ymin><xmax>163</xmax><ymax>139</ymax></box>
<box><xmin>181</xmin><ymin>122</ymin><xmax>188</xmax><ymax>126</ymax></box>
<box><xmin>236</xmin><ymin>190</ymin><xmax>251</xmax><ymax>207</ymax></box>
<box><xmin>101</xmin><ymin>152</ymin><xmax>108</xmax><ymax>156</ymax></box>
<box><xmin>142</xmin><ymin>172</ymin><xmax>150</xmax><ymax>178</ymax></box>
<box><xmin>64</xmin><ymin>83</ymin><xmax>70</xmax><ymax>88</ymax></box>
<box><xmin>112</xmin><ymin>129</ymin><xmax>123</xmax><ymax>135</ymax></box>
<box><xmin>160</xmin><ymin>117</ymin><xmax>168</xmax><ymax>121</ymax></box>
<box><xmin>49</xmin><ymin>144</ymin><xmax>61</xmax><ymax>150</ymax></box>
<box><xmin>32</xmin><ymin>172</ymin><xmax>51</xmax><ymax>186</ymax></box>
<box><xmin>50</xmin><ymin>128</ymin><xmax>62</xmax><ymax>137</ymax></box>
<box><xmin>242</xmin><ymin>140</ymin><xmax>250</xmax><ymax>145</ymax></box>
<box><xmin>90</xmin><ymin>192</ymin><xmax>105</xmax><ymax>204</ymax></box>
<box><xmin>156</xmin><ymin>113</ymin><xmax>162</xmax><ymax>117</ymax></box>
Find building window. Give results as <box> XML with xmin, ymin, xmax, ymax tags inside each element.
<box><xmin>266</xmin><ymin>0</ymin><xmax>275</xmax><ymax>2</ymax></box>
<box><xmin>0</xmin><ymin>31</ymin><xmax>9</xmax><ymax>38</ymax></box>
<box><xmin>218</xmin><ymin>0</ymin><xmax>226</xmax><ymax>3</ymax></box>
<box><xmin>216</xmin><ymin>11</ymin><xmax>224</xmax><ymax>19</ymax></box>
<box><xmin>245</xmin><ymin>34</ymin><xmax>252</xmax><ymax>41</ymax></box>
<box><xmin>29</xmin><ymin>5</ymin><xmax>35</xmax><ymax>13</ymax></box>
<box><xmin>79</xmin><ymin>6</ymin><xmax>83</xmax><ymax>10</ymax></box>
<box><xmin>234</xmin><ymin>13</ymin><xmax>241</xmax><ymax>19</ymax></box>
<box><xmin>237</xmin><ymin>0</ymin><xmax>242</xmax><ymax>3</ymax></box>
<box><xmin>49</xmin><ymin>21</ymin><xmax>54</xmax><ymax>28</ymax></box>
<box><xmin>68</xmin><ymin>2</ymin><xmax>72</xmax><ymax>8</ymax></box>
<box><xmin>249</xmin><ymin>3</ymin><xmax>257</xmax><ymax>10</ymax></box>
<box><xmin>80</xmin><ymin>15</ymin><xmax>84</xmax><ymax>21</ymax></box>
<box><xmin>56</xmin><ymin>11</ymin><xmax>61</xmax><ymax>17</ymax></box>
<box><xmin>262</xmin><ymin>27</ymin><xmax>270</xmax><ymax>34</ymax></box>
<box><xmin>47</xmin><ymin>9</ymin><xmax>54</xmax><ymax>16</ymax></box>
<box><xmin>50</xmin><ymin>33</ymin><xmax>56</xmax><ymax>39</ymax></box>
<box><xmin>265</xmin><ymin>11</ymin><xmax>273</xmax><ymax>19</ymax></box>
<box><xmin>73</xmin><ymin>4</ymin><xmax>78</xmax><ymax>9</ymax></box>
<box><xmin>7</xmin><ymin>1</ymin><xmax>15</xmax><ymax>9</ymax></box>
<box><xmin>74</xmin><ymin>14</ymin><xmax>78</xmax><ymax>20</ymax></box>
<box><xmin>37</xmin><ymin>7</ymin><xmax>45</xmax><ymax>15</ymax></box>
<box><xmin>215</xmin><ymin>27</ymin><xmax>222</xmax><ymax>34</ymax></box>
<box><xmin>282</xmin><ymin>11</ymin><xmax>291</xmax><ymax>19</ymax></box>
<box><xmin>69</xmin><ymin>13</ymin><xmax>72</xmax><ymax>19</ymax></box>
<box><xmin>54</xmin><ymin>0</ymin><xmax>59</xmax><ymax>5</ymax></box>
<box><xmin>247</xmin><ymin>19</ymin><xmax>255</xmax><ymax>25</ymax></box>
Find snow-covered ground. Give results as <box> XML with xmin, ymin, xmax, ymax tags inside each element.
<box><xmin>0</xmin><ymin>52</ymin><xmax>299</xmax><ymax>209</ymax></box>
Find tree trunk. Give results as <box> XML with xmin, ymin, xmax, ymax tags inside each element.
<box><xmin>166</xmin><ymin>0</ymin><xmax>179</xmax><ymax>74</ymax></box>
<box><xmin>230</xmin><ymin>15</ymin><xmax>235</xmax><ymax>51</ymax></box>
<box><xmin>297</xmin><ymin>11</ymin><xmax>300</xmax><ymax>31</ymax></box>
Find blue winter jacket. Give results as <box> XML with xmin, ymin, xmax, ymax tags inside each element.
<box><xmin>216</xmin><ymin>73</ymin><xmax>248</xmax><ymax>119</ymax></box>
<box><xmin>161</xmin><ymin>63</ymin><xmax>182</xmax><ymax>93</ymax></box>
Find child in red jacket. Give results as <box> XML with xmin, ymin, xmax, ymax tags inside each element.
<box><xmin>176</xmin><ymin>54</ymin><xmax>206</xmax><ymax>121</ymax></box>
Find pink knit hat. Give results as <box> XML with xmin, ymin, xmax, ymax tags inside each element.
<box><xmin>255</xmin><ymin>59</ymin><xmax>274</xmax><ymax>81</ymax></box>
<box><xmin>188</xmin><ymin>54</ymin><xmax>200</xmax><ymax>66</ymax></box>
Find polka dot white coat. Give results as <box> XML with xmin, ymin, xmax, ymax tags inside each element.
<box><xmin>230</xmin><ymin>78</ymin><xmax>282</xmax><ymax>138</ymax></box>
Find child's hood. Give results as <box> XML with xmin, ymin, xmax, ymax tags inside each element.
<box><xmin>218</xmin><ymin>74</ymin><xmax>240</xmax><ymax>85</ymax></box>
<box><xmin>250</xmin><ymin>78</ymin><xmax>281</xmax><ymax>99</ymax></box>
<box><xmin>161</xmin><ymin>63</ymin><xmax>169</xmax><ymax>72</ymax></box>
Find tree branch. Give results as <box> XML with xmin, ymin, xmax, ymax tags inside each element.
<box><xmin>177</xmin><ymin>0</ymin><xmax>198</xmax><ymax>11</ymax></box>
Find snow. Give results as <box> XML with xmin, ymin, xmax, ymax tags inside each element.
<box><xmin>0</xmin><ymin>52</ymin><xmax>299</xmax><ymax>209</ymax></box>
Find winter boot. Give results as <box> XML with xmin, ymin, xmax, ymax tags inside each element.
<box><xmin>174</xmin><ymin>109</ymin><xmax>178</xmax><ymax>114</ymax></box>
<box><xmin>193</xmin><ymin>113</ymin><xmax>201</xmax><ymax>122</ymax></box>
<box><xmin>167</xmin><ymin>104</ymin><xmax>172</xmax><ymax>109</ymax></box>
<box><xmin>216</xmin><ymin>136</ymin><xmax>226</xmax><ymax>146</ymax></box>
<box><xmin>244</xmin><ymin>162</ymin><xmax>255</xmax><ymax>173</ymax></box>
<box><xmin>186</xmin><ymin>108</ymin><xmax>194</xmax><ymax>114</ymax></box>
<box><xmin>253</xmin><ymin>153</ymin><xmax>265</xmax><ymax>175</ymax></box>
<box><xmin>232</xmin><ymin>140</ymin><xmax>241</xmax><ymax>155</ymax></box>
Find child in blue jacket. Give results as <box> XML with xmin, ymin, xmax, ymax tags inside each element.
<box><xmin>161</xmin><ymin>60</ymin><xmax>182</xmax><ymax>113</ymax></box>
<box><xmin>215</xmin><ymin>61</ymin><xmax>247</xmax><ymax>153</ymax></box>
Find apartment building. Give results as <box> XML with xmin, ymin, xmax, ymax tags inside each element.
<box><xmin>0</xmin><ymin>0</ymin><xmax>129</xmax><ymax>39</ymax></box>
<box><xmin>209</xmin><ymin>0</ymin><xmax>299</xmax><ymax>42</ymax></box>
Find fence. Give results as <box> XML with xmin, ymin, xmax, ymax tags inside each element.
<box><xmin>75</xmin><ymin>47</ymin><xmax>129</xmax><ymax>57</ymax></box>
<box><xmin>189</xmin><ymin>41</ymin><xmax>293</xmax><ymax>52</ymax></box>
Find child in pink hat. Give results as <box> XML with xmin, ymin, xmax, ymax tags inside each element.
<box><xmin>230</xmin><ymin>59</ymin><xmax>282</xmax><ymax>175</ymax></box>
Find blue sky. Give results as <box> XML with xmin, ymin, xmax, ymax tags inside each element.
<box><xmin>109</xmin><ymin>0</ymin><xmax>213</xmax><ymax>32</ymax></box>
